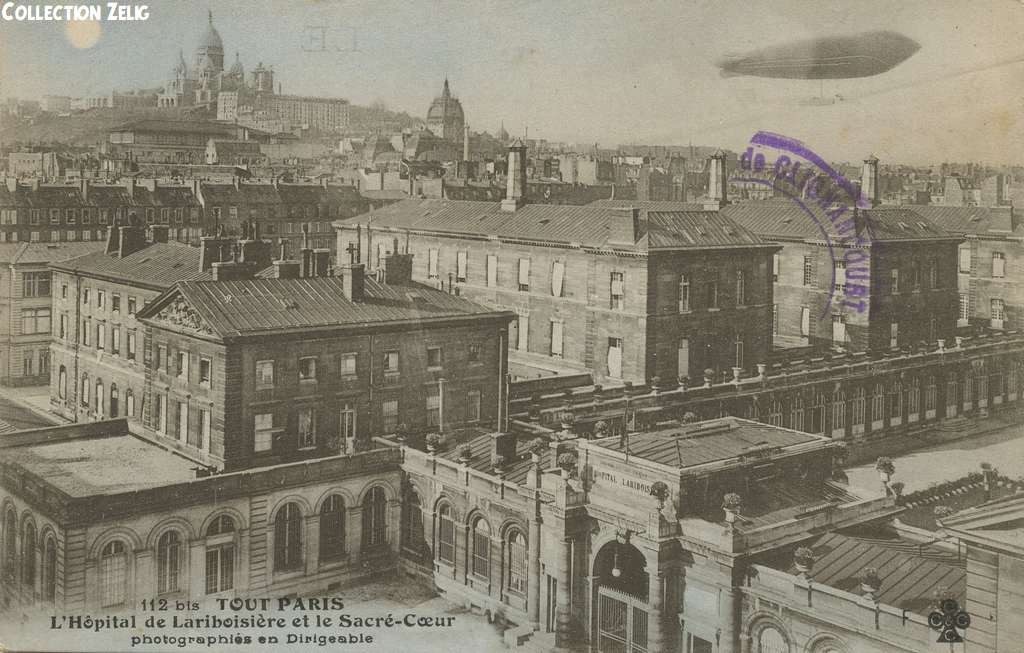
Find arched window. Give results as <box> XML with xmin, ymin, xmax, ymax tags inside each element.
<box><xmin>437</xmin><ymin>504</ymin><xmax>455</xmax><ymax>565</ymax></box>
<box><xmin>95</xmin><ymin>378</ymin><xmax>104</xmax><ymax>415</ymax></box>
<box><xmin>471</xmin><ymin>517</ymin><xmax>491</xmax><ymax>579</ymax></box>
<box><xmin>319</xmin><ymin>496</ymin><xmax>346</xmax><ymax>562</ymax></box>
<box><xmin>758</xmin><ymin>626</ymin><xmax>788</xmax><ymax>653</ymax></box>
<box><xmin>789</xmin><ymin>395</ymin><xmax>804</xmax><ymax>431</ymax></box>
<box><xmin>273</xmin><ymin>503</ymin><xmax>303</xmax><ymax>572</ymax></box>
<box><xmin>110</xmin><ymin>383</ymin><xmax>119</xmax><ymax>418</ymax></box>
<box><xmin>851</xmin><ymin>387</ymin><xmax>866</xmax><ymax>428</ymax></box>
<box><xmin>2</xmin><ymin>507</ymin><xmax>16</xmax><ymax>581</ymax></box>
<box><xmin>506</xmin><ymin>528</ymin><xmax>527</xmax><ymax>594</ymax></box>
<box><xmin>58</xmin><ymin>366</ymin><xmax>67</xmax><ymax>400</ymax></box>
<box><xmin>126</xmin><ymin>388</ymin><xmax>135</xmax><ymax>418</ymax></box>
<box><xmin>401</xmin><ymin>490</ymin><xmax>424</xmax><ymax>560</ymax></box>
<box><xmin>22</xmin><ymin>521</ymin><xmax>36</xmax><ymax>589</ymax></box>
<box><xmin>872</xmin><ymin>383</ymin><xmax>885</xmax><ymax>423</ymax></box>
<box><xmin>156</xmin><ymin>531</ymin><xmax>180</xmax><ymax>594</ymax></box>
<box><xmin>99</xmin><ymin>540</ymin><xmax>128</xmax><ymax>607</ymax></box>
<box><xmin>80</xmin><ymin>373</ymin><xmax>89</xmax><ymax>407</ymax></box>
<box><xmin>767</xmin><ymin>398</ymin><xmax>783</xmax><ymax>427</ymax></box>
<box><xmin>890</xmin><ymin>381</ymin><xmax>902</xmax><ymax>419</ymax></box>
<box><xmin>205</xmin><ymin>515</ymin><xmax>235</xmax><ymax>595</ymax></box>
<box><xmin>43</xmin><ymin>537</ymin><xmax>56</xmax><ymax>602</ymax></box>
<box><xmin>362</xmin><ymin>487</ymin><xmax>387</xmax><ymax>550</ymax></box>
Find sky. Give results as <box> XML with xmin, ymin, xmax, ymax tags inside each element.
<box><xmin>2</xmin><ymin>0</ymin><xmax>1024</xmax><ymax>165</ymax></box>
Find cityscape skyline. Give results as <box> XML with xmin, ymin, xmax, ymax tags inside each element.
<box><xmin>1</xmin><ymin>0</ymin><xmax>1023</xmax><ymax>165</ymax></box>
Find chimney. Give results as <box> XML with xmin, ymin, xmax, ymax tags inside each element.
<box><xmin>79</xmin><ymin>178</ymin><xmax>89</xmax><ymax>202</ymax></box>
<box><xmin>149</xmin><ymin>225</ymin><xmax>169</xmax><ymax>243</ymax></box>
<box><xmin>501</xmin><ymin>138</ymin><xmax>527</xmax><ymax>212</ymax></box>
<box><xmin>200</xmin><ymin>233</ymin><xmax>233</xmax><ymax>271</ymax></box>
<box><xmin>320</xmin><ymin>176</ymin><xmax>329</xmax><ymax>189</ymax></box>
<box><xmin>463</xmin><ymin>123</ymin><xmax>470</xmax><ymax>163</ymax></box>
<box><xmin>313</xmin><ymin>248</ymin><xmax>331</xmax><ymax>277</ymax></box>
<box><xmin>272</xmin><ymin>259</ymin><xmax>301</xmax><ymax>279</ymax></box>
<box><xmin>490</xmin><ymin>431</ymin><xmax>517</xmax><ymax>468</ymax></box>
<box><xmin>117</xmin><ymin>221</ymin><xmax>147</xmax><ymax>258</ymax></box>
<box><xmin>861</xmin><ymin>155</ymin><xmax>880</xmax><ymax>207</ymax></box>
<box><xmin>211</xmin><ymin>261</ymin><xmax>250</xmax><ymax>282</ymax></box>
<box><xmin>104</xmin><ymin>216</ymin><xmax>121</xmax><ymax>254</ymax></box>
<box><xmin>340</xmin><ymin>262</ymin><xmax>365</xmax><ymax>302</ymax></box>
<box><xmin>704</xmin><ymin>149</ymin><xmax>728</xmax><ymax>210</ymax></box>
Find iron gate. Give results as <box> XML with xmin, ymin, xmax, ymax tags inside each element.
<box><xmin>597</xmin><ymin>587</ymin><xmax>648</xmax><ymax>653</ymax></box>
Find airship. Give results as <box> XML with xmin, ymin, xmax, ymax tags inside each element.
<box><xmin>718</xmin><ymin>31</ymin><xmax>920</xmax><ymax>79</ymax></box>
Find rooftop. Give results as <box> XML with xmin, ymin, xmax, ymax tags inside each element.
<box><xmin>338</xmin><ymin>198</ymin><xmax>771</xmax><ymax>252</ymax></box>
<box><xmin>3</xmin><ymin>433</ymin><xmax>197</xmax><ymax>497</ymax></box>
<box><xmin>50</xmin><ymin>241</ymin><xmax>208</xmax><ymax>290</ymax></box>
<box><xmin>140</xmin><ymin>275</ymin><xmax>515</xmax><ymax>339</ymax></box>
<box><xmin>588</xmin><ymin>417</ymin><xmax>827</xmax><ymax>469</ymax></box>
<box><xmin>910</xmin><ymin>205</ymin><xmax>1019</xmax><ymax>237</ymax></box>
<box><xmin>0</xmin><ymin>182</ymin><xmax>201</xmax><ymax>208</ymax></box>
<box><xmin>0</xmin><ymin>241</ymin><xmax>103</xmax><ymax>266</ymax></box>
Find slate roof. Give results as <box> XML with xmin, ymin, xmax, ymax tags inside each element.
<box><xmin>338</xmin><ymin>199</ymin><xmax>770</xmax><ymax>252</ymax></box>
<box><xmin>199</xmin><ymin>182</ymin><xmax>361</xmax><ymax>206</ymax></box>
<box><xmin>720</xmin><ymin>200</ymin><xmax>958</xmax><ymax>242</ymax></box>
<box><xmin>434</xmin><ymin>430</ymin><xmax>552</xmax><ymax>486</ymax></box>
<box><xmin>591</xmin><ymin>417</ymin><xmax>823</xmax><ymax>468</ymax></box>
<box><xmin>2</xmin><ymin>434</ymin><xmax>196</xmax><ymax>497</ymax></box>
<box><xmin>0</xmin><ymin>241</ymin><xmax>103</xmax><ymax>265</ymax></box>
<box><xmin>910</xmin><ymin>205</ymin><xmax>1019</xmax><ymax>237</ymax></box>
<box><xmin>589</xmin><ymin>199</ymin><xmax>705</xmax><ymax>212</ymax></box>
<box><xmin>147</xmin><ymin>276</ymin><xmax>515</xmax><ymax>339</ymax></box>
<box><xmin>773</xmin><ymin>527</ymin><xmax>966</xmax><ymax>615</ymax></box>
<box><xmin>645</xmin><ymin>211</ymin><xmax>767</xmax><ymax>249</ymax></box>
<box><xmin>50</xmin><ymin>242</ymin><xmax>208</xmax><ymax>290</ymax></box>
<box><xmin>0</xmin><ymin>183</ymin><xmax>201</xmax><ymax>208</ymax></box>
<box><xmin>111</xmin><ymin>119</ymin><xmax>245</xmax><ymax>136</ymax></box>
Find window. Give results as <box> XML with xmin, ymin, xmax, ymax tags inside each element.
<box><xmin>437</xmin><ymin>505</ymin><xmax>455</xmax><ymax>564</ymax></box>
<box><xmin>486</xmin><ymin>254</ymin><xmax>497</xmax><ymax>287</ymax></box>
<box><xmin>256</xmin><ymin>360</ymin><xmax>274</xmax><ymax>388</ymax></box>
<box><xmin>156</xmin><ymin>394</ymin><xmax>167</xmax><ymax>434</ymax></box>
<box><xmin>82</xmin><ymin>287</ymin><xmax>90</xmax><ymax>306</ymax></box>
<box><xmin>126</xmin><ymin>389</ymin><xmax>135</xmax><ymax>418</ymax></box>
<box><xmin>516</xmin><ymin>312</ymin><xmax>529</xmax><ymax>351</ymax></box>
<box><xmin>959</xmin><ymin>294</ymin><xmax>970</xmax><ymax>324</ymax></box>
<box><xmin>832</xmin><ymin>314</ymin><xmax>847</xmax><ymax>344</ymax></box>
<box><xmin>734</xmin><ymin>333</ymin><xmax>744</xmax><ymax>368</ymax></box>
<box><xmin>992</xmin><ymin>299</ymin><xmax>1005</xmax><ymax>328</ymax></box>
<box><xmin>30</xmin><ymin>209</ymin><xmax>41</xmax><ymax>225</ymax></box>
<box><xmin>331</xmin><ymin>353</ymin><xmax>355</xmax><ymax>378</ymax></box>
<box><xmin>43</xmin><ymin>537</ymin><xmax>56</xmax><ymax>602</ymax></box>
<box><xmin>706</xmin><ymin>279</ymin><xmax>718</xmax><ymax>308</ymax></box>
<box><xmin>772</xmin><ymin>304</ymin><xmax>779</xmax><ymax>336</ymax></box>
<box><xmin>456</xmin><ymin>251</ymin><xmax>468</xmax><ymax>282</ymax></box>
<box><xmin>49</xmin><ymin>209</ymin><xmax>60</xmax><ymax>225</ymax></box>
<box><xmin>61</xmin><ymin>284</ymin><xmax>68</xmax><ymax>299</ymax></box>
<box><xmin>21</xmin><ymin>308</ymin><xmax>50</xmax><ymax>334</ymax></box>
<box><xmin>802</xmin><ymin>255</ymin><xmax>813</xmax><ymax>286</ymax></box>
<box><xmin>471</xmin><ymin>517</ymin><xmax>491</xmax><ymax>579</ymax></box>
<box><xmin>757</xmin><ymin>626</ymin><xmax>787</xmax><ymax>653</ymax></box>
<box><xmin>22</xmin><ymin>271</ymin><xmax>50</xmax><ymax>297</ymax></box>
<box><xmin>298</xmin><ymin>408</ymin><xmax>317</xmax><ymax>449</ymax></box>
<box><xmin>610</xmin><ymin>272</ymin><xmax>624</xmax><ymax>309</ymax></box>
<box><xmin>21</xmin><ymin>522</ymin><xmax>35</xmax><ymax>588</ymax></box>
<box><xmin>382</xmin><ymin>399</ymin><xmax>399</xmax><ymax>433</ymax></box>
<box><xmin>100</xmin><ymin>541</ymin><xmax>128</xmax><ymax>607</ymax></box>
<box><xmin>254</xmin><ymin>413</ymin><xmax>274</xmax><ymax>452</ymax></box>
<box><xmin>427</xmin><ymin>347</ymin><xmax>443</xmax><ymax>369</ymax></box>
<box><xmin>518</xmin><ymin>258</ymin><xmax>530</xmax><ymax>291</ymax></box>
<box><xmin>383</xmin><ymin>350</ymin><xmax>399</xmax><ymax>375</ymax></box>
<box><xmin>29</xmin><ymin>231</ymin><xmax>40</xmax><ymax>242</ymax></box>
<box><xmin>298</xmin><ymin>356</ymin><xmax>317</xmax><ymax>382</ymax></box>
<box><xmin>506</xmin><ymin>529</ymin><xmax>527</xmax><ymax>594</ymax></box>
<box><xmin>679</xmin><ymin>274</ymin><xmax>690</xmax><ymax>312</ymax></box>
<box><xmin>111</xmin><ymin>327</ymin><xmax>120</xmax><ymax>355</ymax></box>
<box><xmin>58</xmin><ymin>366</ymin><xmax>67</xmax><ymax>400</ymax></box>
<box><xmin>340</xmin><ymin>403</ymin><xmax>357</xmax><ymax>453</ymax></box>
<box><xmin>800</xmin><ymin>306</ymin><xmax>810</xmax><ymax>338</ymax></box>
<box><xmin>890</xmin><ymin>322</ymin><xmax>899</xmax><ymax>349</ymax></box>
<box><xmin>177</xmin><ymin>401</ymin><xmax>188</xmax><ymax>442</ymax></box>
<box><xmin>127</xmin><ymin>296</ymin><xmax>136</xmax><ymax>315</ymax></box>
<box><xmin>2</xmin><ymin>508</ymin><xmax>14</xmax><ymax>581</ymax></box>
<box><xmin>468</xmin><ymin>344</ymin><xmax>480</xmax><ymax>364</ymax></box>
<box><xmin>402</xmin><ymin>491</ymin><xmax>425</xmax><ymax>559</ymax></box>
<box><xmin>872</xmin><ymin>384</ymin><xmax>885</xmax><ymax>423</ymax></box>
<box><xmin>958</xmin><ymin>246</ymin><xmax>971</xmax><ymax>273</ymax></box>
<box><xmin>427</xmin><ymin>249</ymin><xmax>439</xmax><ymax>279</ymax></box>
<box><xmin>992</xmin><ymin>252</ymin><xmax>1006</xmax><ymax>278</ymax></box>
<box><xmin>157</xmin><ymin>531</ymin><xmax>181</xmax><ymax>595</ymax></box>
<box><xmin>833</xmin><ymin>261</ymin><xmax>846</xmax><ymax>292</ymax></box>
<box><xmin>929</xmin><ymin>259</ymin><xmax>938</xmax><ymax>289</ymax></box>
<box><xmin>156</xmin><ymin>345</ymin><xmax>167</xmax><ymax>371</ymax></box>
<box><xmin>426</xmin><ymin>386</ymin><xmax>440</xmax><ymax>427</ymax></box>
<box><xmin>126</xmin><ymin>331</ymin><xmax>137</xmax><ymax>361</ymax></box>
<box><xmin>174</xmin><ymin>351</ymin><xmax>188</xmax><ymax>379</ymax></box>
<box><xmin>199</xmin><ymin>358</ymin><xmax>211</xmax><ymax>387</ymax></box>
<box><xmin>198</xmin><ymin>408</ymin><xmax>211</xmax><ymax>451</ymax></box>
<box><xmin>80</xmin><ymin>373</ymin><xmax>90</xmax><ymax>407</ymax></box>
<box><xmin>890</xmin><ymin>269</ymin><xmax>900</xmax><ymax>294</ymax></box>
<box><xmin>607</xmin><ymin>337</ymin><xmax>623</xmax><ymax>378</ymax></box>
<box><xmin>550</xmin><ymin>320</ymin><xmax>564</xmax><ymax>357</ymax></box>
<box><xmin>274</xmin><ymin>503</ymin><xmax>303</xmax><ymax>572</ymax></box>
<box><xmin>852</xmin><ymin>387</ymin><xmax>866</xmax><ymax>428</ymax></box>
<box><xmin>319</xmin><ymin>495</ymin><xmax>346</xmax><ymax>562</ymax></box>
<box><xmin>551</xmin><ymin>260</ymin><xmax>565</xmax><ymax>297</ymax></box>
<box><xmin>890</xmin><ymin>382</ymin><xmax>902</xmax><ymax>419</ymax></box>
<box><xmin>96</xmin><ymin>322</ymin><xmax>105</xmax><ymax>351</ymax></box>
<box><xmin>467</xmin><ymin>389</ymin><xmax>481</xmax><ymax>422</ymax></box>
<box><xmin>735</xmin><ymin>270</ymin><xmax>746</xmax><ymax>305</ymax></box>
<box><xmin>96</xmin><ymin>290</ymin><xmax>104</xmax><ymax>309</ymax></box>
<box><xmin>362</xmin><ymin>486</ymin><xmax>388</xmax><ymax>549</ymax></box>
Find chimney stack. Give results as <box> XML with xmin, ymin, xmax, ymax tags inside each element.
<box><xmin>340</xmin><ymin>262</ymin><xmax>365</xmax><ymax>302</ymax></box>
<box><xmin>116</xmin><ymin>214</ymin><xmax>147</xmax><ymax>258</ymax></box>
<box><xmin>861</xmin><ymin>155</ymin><xmax>880</xmax><ymax>207</ymax></box>
<box><xmin>79</xmin><ymin>178</ymin><xmax>89</xmax><ymax>202</ymax></box>
<box><xmin>501</xmin><ymin>138</ymin><xmax>527</xmax><ymax>212</ymax></box>
<box><xmin>490</xmin><ymin>431</ymin><xmax>517</xmax><ymax>468</ymax></box>
<box><xmin>199</xmin><ymin>229</ymin><xmax>233</xmax><ymax>272</ymax></box>
<box><xmin>703</xmin><ymin>149</ymin><xmax>728</xmax><ymax>210</ymax></box>
<box><xmin>463</xmin><ymin>123</ymin><xmax>470</xmax><ymax>163</ymax></box>
<box><xmin>149</xmin><ymin>225</ymin><xmax>169</xmax><ymax>243</ymax></box>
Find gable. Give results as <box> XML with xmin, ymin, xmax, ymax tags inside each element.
<box><xmin>147</xmin><ymin>290</ymin><xmax>217</xmax><ymax>337</ymax></box>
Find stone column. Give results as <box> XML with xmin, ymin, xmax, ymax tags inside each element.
<box><xmin>554</xmin><ymin>537</ymin><xmax>573</xmax><ymax>649</ymax></box>
<box><xmin>718</xmin><ymin>585</ymin><xmax>741</xmax><ymax>653</ymax></box>
<box><xmin>527</xmin><ymin>515</ymin><xmax>541</xmax><ymax>630</ymax></box>
<box><xmin>188</xmin><ymin>540</ymin><xmax>205</xmax><ymax>599</ymax></box>
<box><xmin>647</xmin><ymin>569</ymin><xmax>666</xmax><ymax>653</ymax></box>
<box><xmin>304</xmin><ymin>515</ymin><xmax>319</xmax><ymax>576</ymax></box>
<box><xmin>348</xmin><ymin>507</ymin><xmax>363</xmax><ymax>566</ymax></box>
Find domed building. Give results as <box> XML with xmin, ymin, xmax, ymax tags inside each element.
<box><xmin>157</xmin><ymin>11</ymin><xmax>235</xmax><ymax>108</ymax></box>
<box><xmin>426</xmin><ymin>78</ymin><xmax>465</xmax><ymax>145</ymax></box>
<box><xmin>193</xmin><ymin>10</ymin><xmax>224</xmax><ymax>73</ymax></box>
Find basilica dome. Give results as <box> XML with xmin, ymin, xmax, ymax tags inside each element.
<box><xmin>425</xmin><ymin>78</ymin><xmax>465</xmax><ymax>143</ymax></box>
<box><xmin>198</xmin><ymin>11</ymin><xmax>223</xmax><ymax>51</ymax></box>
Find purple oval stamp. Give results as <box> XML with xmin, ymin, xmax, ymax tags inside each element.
<box><xmin>736</xmin><ymin>130</ymin><xmax>875</xmax><ymax>319</ymax></box>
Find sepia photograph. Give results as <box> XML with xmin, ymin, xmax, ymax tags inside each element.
<box><xmin>0</xmin><ymin>1</ymin><xmax>1023</xmax><ymax>651</ymax></box>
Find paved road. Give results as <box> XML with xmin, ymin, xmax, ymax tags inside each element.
<box><xmin>0</xmin><ymin>390</ymin><xmax>58</xmax><ymax>432</ymax></box>
<box><xmin>847</xmin><ymin>421</ymin><xmax>1024</xmax><ymax>493</ymax></box>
